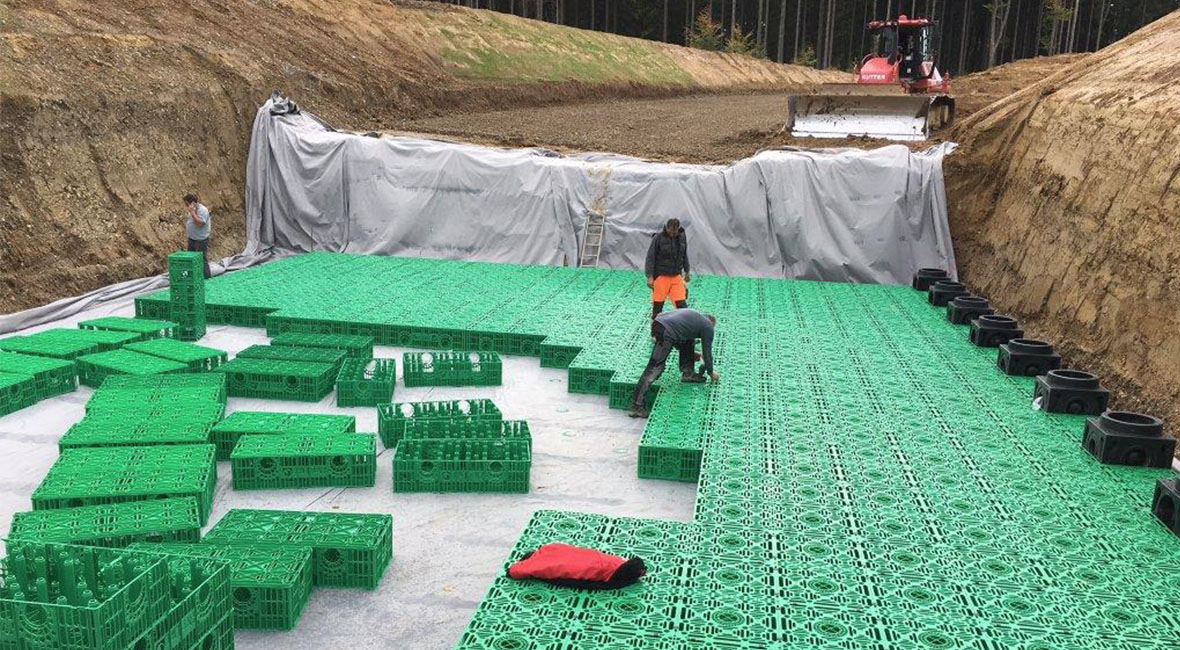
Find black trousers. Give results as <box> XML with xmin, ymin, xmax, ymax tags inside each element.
<box><xmin>187</xmin><ymin>237</ymin><xmax>212</xmax><ymax>279</ymax></box>
<box><xmin>631</xmin><ymin>322</ymin><xmax>695</xmax><ymax>408</ymax></box>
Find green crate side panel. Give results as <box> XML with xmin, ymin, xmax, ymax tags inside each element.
<box><xmin>75</xmin><ymin>350</ymin><xmax>189</xmax><ymax>388</ymax></box>
<box><xmin>31</xmin><ymin>445</ymin><xmax>218</xmax><ymax>525</ymax></box>
<box><xmin>8</xmin><ymin>498</ymin><xmax>202</xmax><ymax>547</ymax></box>
<box><xmin>0</xmin><ymin>372</ymin><xmax>38</xmax><ymax>417</ymax></box>
<box><xmin>133</xmin><ymin>554</ymin><xmax>231</xmax><ymax>650</ymax></box>
<box><xmin>123</xmin><ymin>339</ymin><xmax>227</xmax><ymax>372</ymax></box>
<box><xmin>269</xmin><ymin>332</ymin><xmax>374</xmax><ymax>358</ymax></box>
<box><xmin>135</xmin><ymin>294</ymin><xmax>173</xmax><ymax>321</ymax></box>
<box><xmin>393</xmin><ymin>438</ymin><xmax>530</xmax><ymax>493</ymax></box>
<box><xmin>209</xmin><ymin>411</ymin><xmax>356</xmax><ymax>461</ymax></box>
<box><xmin>230</xmin><ymin>433</ymin><xmax>377</xmax><ymax>490</ymax></box>
<box><xmin>0</xmin><ymin>541</ymin><xmax>173</xmax><ymax>650</ymax></box>
<box><xmin>77</xmin><ymin>317</ymin><xmax>177</xmax><ymax>339</ymax></box>
<box><xmin>215</xmin><ymin>358</ymin><xmax>336</xmax><ymax>402</ymax></box>
<box><xmin>0</xmin><ymin>350</ymin><xmax>78</xmax><ymax>400</ymax></box>
<box><xmin>117</xmin><ymin>253</ymin><xmax>1180</xmax><ymax>649</ymax></box>
<box><xmin>402</xmin><ymin>351</ymin><xmax>502</xmax><ymax>387</ymax></box>
<box><xmin>203</xmin><ymin>509</ymin><xmax>393</xmax><ymax>589</ymax></box>
<box><xmin>126</xmin><ymin>543</ymin><xmax>312</xmax><ymax>631</ymax></box>
<box><xmin>335</xmin><ymin>358</ymin><xmax>396</xmax><ymax>407</ymax></box>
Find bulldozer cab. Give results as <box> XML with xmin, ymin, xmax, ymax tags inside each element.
<box><xmin>868</xmin><ymin>21</ymin><xmax>938</xmax><ymax>81</ymax></box>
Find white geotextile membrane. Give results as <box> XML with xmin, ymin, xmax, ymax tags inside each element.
<box><xmin>0</xmin><ymin>295</ymin><xmax>697</xmax><ymax>649</ymax></box>
<box><xmin>247</xmin><ymin>96</ymin><xmax>958</xmax><ymax>284</ymax></box>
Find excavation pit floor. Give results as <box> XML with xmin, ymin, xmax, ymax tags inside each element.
<box><xmin>4</xmin><ymin>252</ymin><xmax>1180</xmax><ymax>650</ymax></box>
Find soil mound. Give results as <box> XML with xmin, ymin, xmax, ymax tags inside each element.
<box><xmin>947</xmin><ymin>9</ymin><xmax>1180</xmax><ymax>437</ymax></box>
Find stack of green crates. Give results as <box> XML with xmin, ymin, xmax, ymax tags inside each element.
<box><xmin>203</xmin><ymin>509</ymin><xmax>393</xmax><ymax>589</ymax></box>
<box><xmin>377</xmin><ymin>398</ymin><xmax>502</xmax><ymax>449</ymax></box>
<box><xmin>169</xmin><ymin>251</ymin><xmax>207</xmax><ymax>341</ymax></box>
<box><xmin>127</xmin><ymin>543</ymin><xmax>313</xmax><ymax>630</ymax></box>
<box><xmin>209</xmin><ymin>410</ymin><xmax>356</xmax><ymax>460</ymax></box>
<box><xmin>231</xmin><ymin>433</ymin><xmax>377</xmax><ymax>489</ymax></box>
<box><xmin>402</xmin><ymin>351</ymin><xmax>502</xmax><ymax>387</ymax></box>
<box><xmin>393</xmin><ymin>419</ymin><xmax>531</xmax><ymax>493</ymax></box>
<box><xmin>336</xmin><ymin>358</ymin><xmax>396</xmax><ymax>407</ymax></box>
<box><xmin>8</xmin><ymin>498</ymin><xmax>202</xmax><ymax>547</ymax></box>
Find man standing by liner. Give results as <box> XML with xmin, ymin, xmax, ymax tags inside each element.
<box><xmin>629</xmin><ymin>307</ymin><xmax>720</xmax><ymax>419</ymax></box>
<box><xmin>645</xmin><ymin>218</ymin><xmax>690</xmax><ymax>321</ymax></box>
<box><xmin>183</xmin><ymin>193</ymin><xmax>213</xmax><ymax>279</ymax></box>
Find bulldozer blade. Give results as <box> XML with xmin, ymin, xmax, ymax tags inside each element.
<box><xmin>786</xmin><ymin>93</ymin><xmax>955</xmax><ymax>142</ymax></box>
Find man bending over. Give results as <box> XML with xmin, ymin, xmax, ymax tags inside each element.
<box><xmin>629</xmin><ymin>307</ymin><xmax>720</xmax><ymax>419</ymax></box>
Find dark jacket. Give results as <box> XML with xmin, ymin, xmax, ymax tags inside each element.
<box><xmin>655</xmin><ymin>308</ymin><xmax>714</xmax><ymax>373</ymax></box>
<box><xmin>644</xmin><ymin>227</ymin><xmax>689</xmax><ymax>278</ymax></box>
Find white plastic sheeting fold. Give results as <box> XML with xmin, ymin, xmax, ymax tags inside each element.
<box><xmin>246</xmin><ymin>96</ymin><xmax>957</xmax><ymax>283</ymax></box>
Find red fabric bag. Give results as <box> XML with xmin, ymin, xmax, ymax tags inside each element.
<box><xmin>508</xmin><ymin>543</ymin><xmax>646</xmax><ymax>590</ymax></box>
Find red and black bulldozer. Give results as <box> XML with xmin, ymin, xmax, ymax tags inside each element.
<box><xmin>787</xmin><ymin>15</ymin><xmax>956</xmax><ymax>141</ymax></box>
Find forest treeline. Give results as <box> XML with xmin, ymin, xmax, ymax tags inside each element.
<box><xmin>426</xmin><ymin>0</ymin><xmax>1179</xmax><ymax>73</ymax></box>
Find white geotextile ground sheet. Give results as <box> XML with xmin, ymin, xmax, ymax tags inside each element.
<box><xmin>0</xmin><ymin>296</ymin><xmax>697</xmax><ymax>650</ymax></box>
<box><xmin>247</xmin><ymin>96</ymin><xmax>958</xmax><ymax>284</ymax></box>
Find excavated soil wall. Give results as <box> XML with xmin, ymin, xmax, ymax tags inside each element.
<box><xmin>0</xmin><ymin>0</ymin><xmax>835</xmax><ymax>312</ymax></box>
<box><xmin>947</xmin><ymin>9</ymin><xmax>1180</xmax><ymax>435</ymax></box>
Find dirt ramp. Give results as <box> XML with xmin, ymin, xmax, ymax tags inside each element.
<box><xmin>947</xmin><ymin>9</ymin><xmax>1180</xmax><ymax>432</ymax></box>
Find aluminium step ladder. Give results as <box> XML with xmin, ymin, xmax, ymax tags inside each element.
<box><xmin>579</xmin><ymin>210</ymin><xmax>606</xmax><ymax>268</ymax></box>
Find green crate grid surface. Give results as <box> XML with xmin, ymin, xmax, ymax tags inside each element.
<box><xmin>123</xmin><ymin>339</ymin><xmax>226</xmax><ymax>372</ymax></box>
<box><xmin>126</xmin><ymin>542</ymin><xmax>312</xmax><ymax>630</ymax></box>
<box><xmin>335</xmin><ymin>358</ymin><xmax>396</xmax><ymax>407</ymax></box>
<box><xmin>77</xmin><ymin>317</ymin><xmax>176</xmax><ymax>341</ymax></box>
<box><xmin>75</xmin><ymin>350</ymin><xmax>189</xmax><ymax>388</ymax></box>
<box><xmin>203</xmin><ymin>509</ymin><xmax>392</xmax><ymax>589</ymax></box>
<box><xmin>209</xmin><ymin>410</ymin><xmax>356</xmax><ymax>461</ymax></box>
<box><xmin>215</xmin><ymin>357</ymin><xmax>336</xmax><ymax>402</ymax></box>
<box><xmin>87</xmin><ymin>373</ymin><xmax>227</xmax><ymax>412</ymax></box>
<box><xmin>0</xmin><ymin>331</ymin><xmax>102</xmax><ymax>361</ymax></box>
<box><xmin>8</xmin><ymin>498</ymin><xmax>202</xmax><ymax>548</ymax></box>
<box><xmin>32</xmin><ymin>445</ymin><xmax>218</xmax><ymax>525</ymax></box>
<box><xmin>231</xmin><ymin>433</ymin><xmax>377</xmax><ymax>490</ymax></box>
<box><xmin>58</xmin><ymin>408</ymin><xmax>223</xmax><ymax>449</ymax></box>
<box><xmin>270</xmin><ymin>332</ymin><xmax>374</xmax><ymax>359</ymax></box>
<box><xmin>377</xmin><ymin>398</ymin><xmax>502</xmax><ymax>449</ymax></box>
<box><xmin>234</xmin><ymin>343</ymin><xmax>347</xmax><ymax>373</ymax></box>
<box><xmin>121</xmin><ymin>252</ymin><xmax>1180</xmax><ymax>649</ymax></box>
<box><xmin>402</xmin><ymin>351</ymin><xmax>502</xmax><ymax>387</ymax></box>
<box><xmin>0</xmin><ymin>540</ymin><xmax>173</xmax><ymax>650</ymax></box>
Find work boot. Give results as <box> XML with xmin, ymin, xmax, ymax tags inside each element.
<box><xmin>628</xmin><ymin>404</ymin><xmax>650</xmax><ymax>418</ymax></box>
<box><xmin>681</xmin><ymin>372</ymin><xmax>706</xmax><ymax>383</ymax></box>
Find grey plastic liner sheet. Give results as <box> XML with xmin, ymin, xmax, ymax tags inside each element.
<box><xmin>246</xmin><ymin>96</ymin><xmax>957</xmax><ymax>284</ymax></box>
